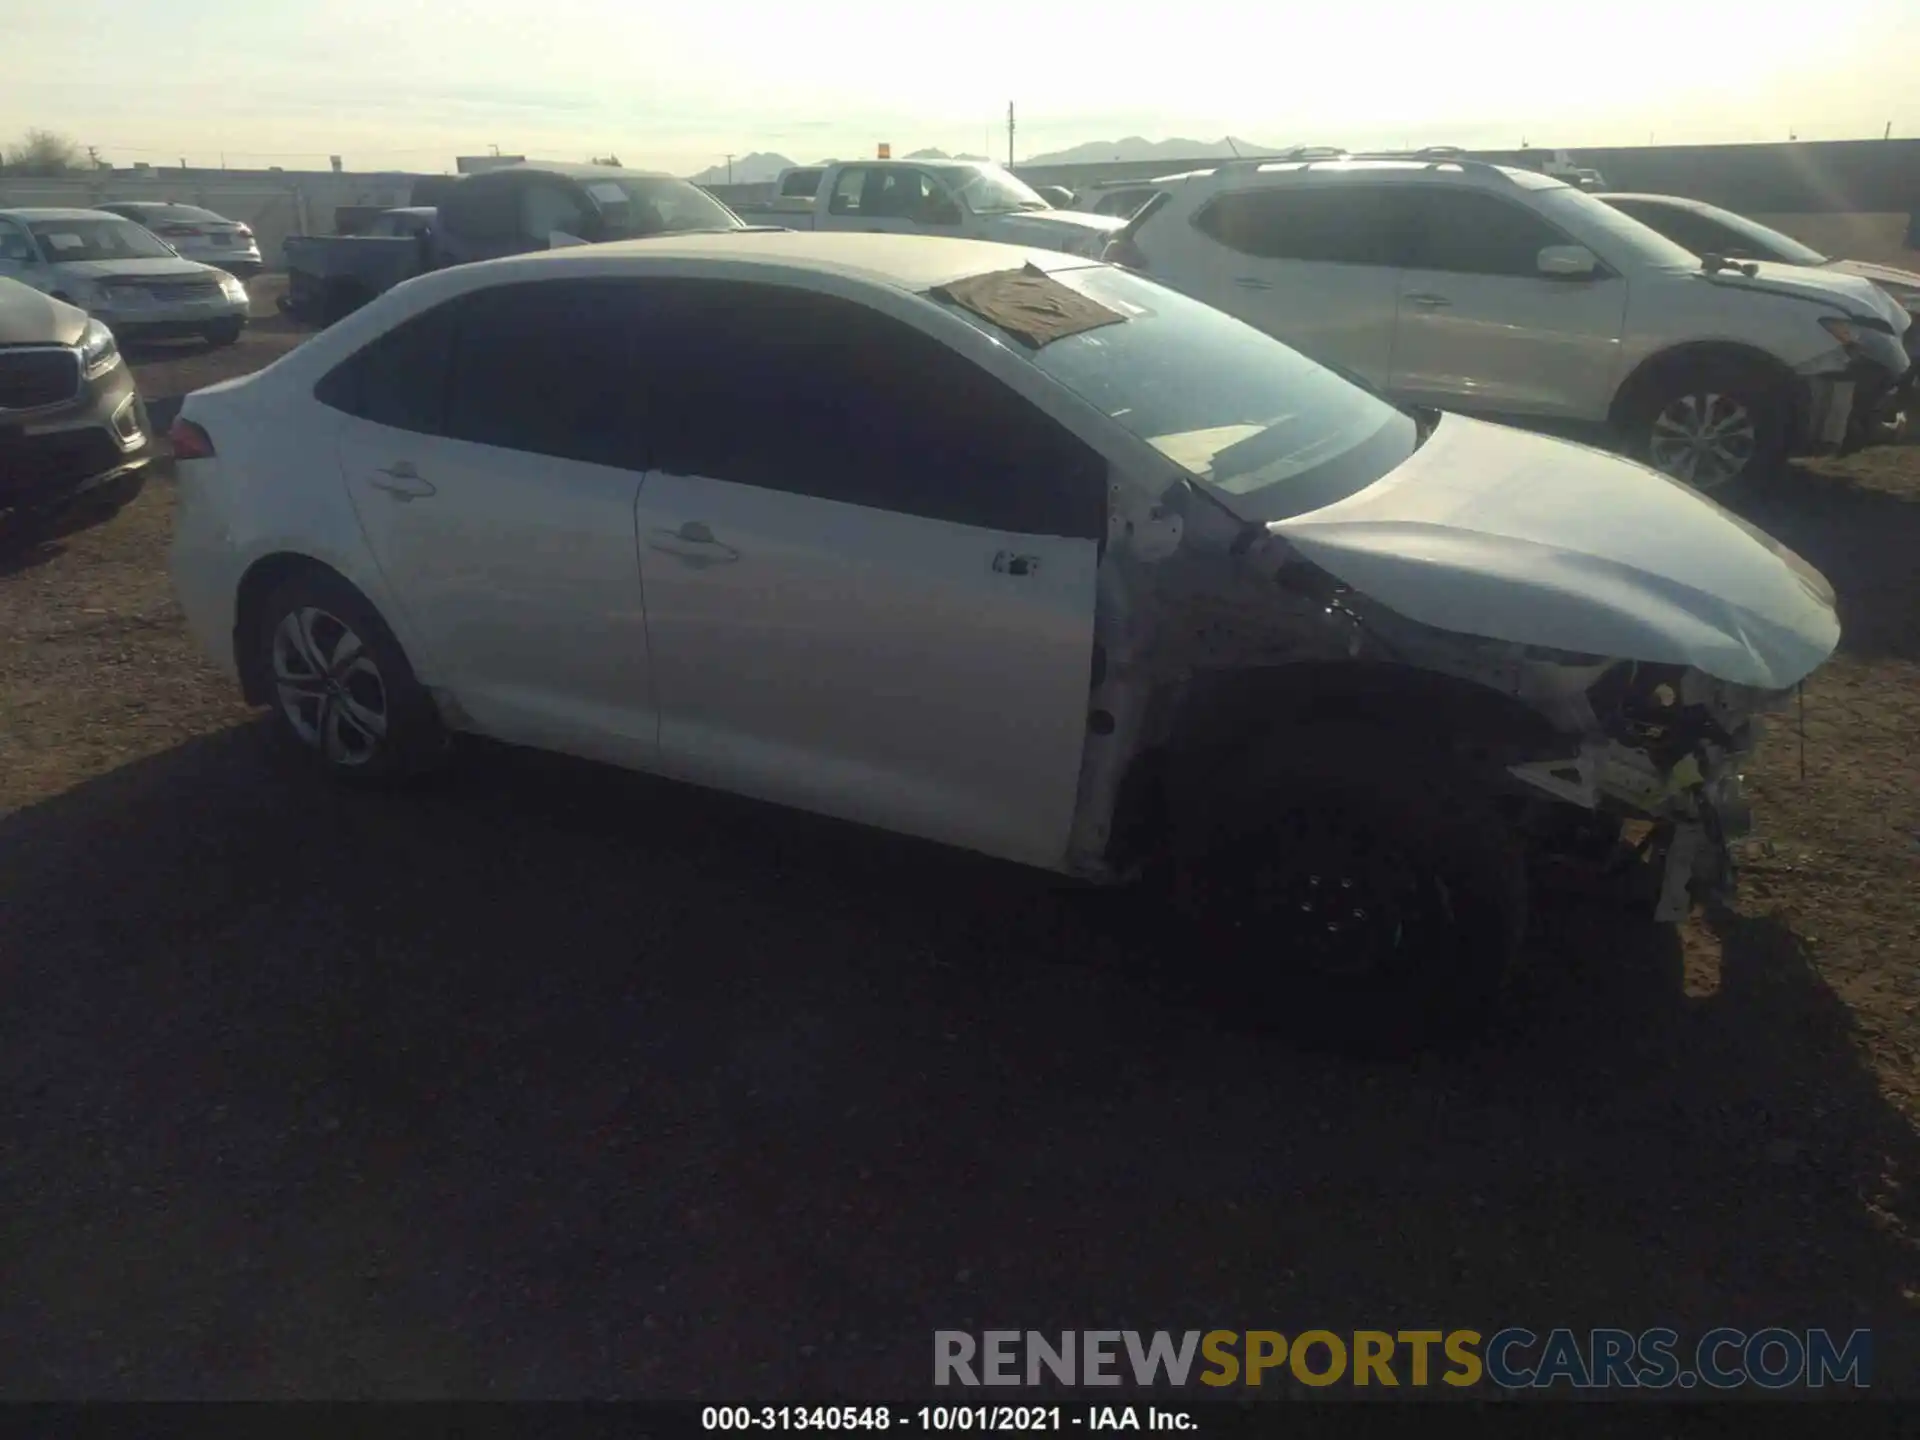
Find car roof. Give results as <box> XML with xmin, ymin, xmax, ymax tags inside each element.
<box><xmin>468</xmin><ymin>230</ymin><xmax>1091</xmax><ymax>293</ymax></box>
<box><xmin>491</xmin><ymin>161</ymin><xmax>677</xmax><ymax>182</ymax></box>
<box><xmin>0</xmin><ymin>207</ymin><xmax>127</xmax><ymax>222</ymax></box>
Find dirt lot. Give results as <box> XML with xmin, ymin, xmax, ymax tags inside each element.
<box><xmin>3</xmin><ymin>290</ymin><xmax>1919</xmax><ymax>1397</ymax></box>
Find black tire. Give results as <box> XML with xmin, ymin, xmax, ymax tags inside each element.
<box><xmin>1172</xmin><ymin>727</ymin><xmax>1528</xmax><ymax>1055</ymax></box>
<box><xmin>252</xmin><ymin>566</ymin><xmax>446</xmax><ymax>784</ymax></box>
<box><xmin>320</xmin><ymin>281</ymin><xmax>371</xmax><ymax>327</ymax></box>
<box><xmin>1619</xmin><ymin>358</ymin><xmax>1787</xmax><ymax>493</ymax></box>
<box><xmin>202</xmin><ymin>318</ymin><xmax>244</xmax><ymax>348</ymax></box>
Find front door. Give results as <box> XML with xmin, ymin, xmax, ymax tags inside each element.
<box><xmin>629</xmin><ymin>279</ymin><xmax>1105</xmax><ymax>870</ymax></box>
<box><xmin>326</xmin><ymin>278</ymin><xmax>658</xmax><ymax>767</ymax></box>
<box><xmin>1388</xmin><ymin>186</ymin><xmax>1628</xmax><ymax>422</ymax></box>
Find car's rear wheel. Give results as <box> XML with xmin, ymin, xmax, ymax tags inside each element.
<box><xmin>1624</xmin><ymin>360</ymin><xmax>1786</xmax><ymax>492</ymax></box>
<box><xmin>253</xmin><ymin>567</ymin><xmax>445</xmax><ymax>783</ymax></box>
<box><xmin>1174</xmin><ymin>728</ymin><xmax>1528</xmax><ymax>1055</ymax></box>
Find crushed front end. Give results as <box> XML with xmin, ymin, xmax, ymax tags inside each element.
<box><xmin>1507</xmin><ymin>661</ymin><xmax>1790</xmax><ymax>919</ymax></box>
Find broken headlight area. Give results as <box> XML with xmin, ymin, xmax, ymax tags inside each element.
<box><xmin>1505</xmin><ymin>660</ymin><xmax>1788</xmax><ymax>920</ymax></box>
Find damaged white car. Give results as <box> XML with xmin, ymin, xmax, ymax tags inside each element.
<box><xmin>167</xmin><ymin>234</ymin><xmax>1839</xmax><ymax>1048</ymax></box>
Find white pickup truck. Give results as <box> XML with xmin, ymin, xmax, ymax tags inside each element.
<box><xmin>773</xmin><ymin>160</ymin><xmax>1127</xmax><ymax>258</ymax></box>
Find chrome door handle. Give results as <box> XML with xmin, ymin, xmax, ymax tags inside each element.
<box><xmin>647</xmin><ymin>522</ymin><xmax>739</xmax><ymax>566</ymax></box>
<box><xmin>1233</xmin><ymin>276</ymin><xmax>1274</xmax><ymax>290</ymax></box>
<box><xmin>1405</xmin><ymin>292</ymin><xmax>1452</xmax><ymax>308</ymax></box>
<box><xmin>368</xmin><ymin>461</ymin><xmax>435</xmax><ymax>500</ymax></box>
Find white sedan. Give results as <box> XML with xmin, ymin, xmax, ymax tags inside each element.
<box><xmin>168</xmin><ymin>232</ymin><xmax>1839</xmax><ymax>1049</ymax></box>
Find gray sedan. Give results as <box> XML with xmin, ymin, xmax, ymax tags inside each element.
<box><xmin>95</xmin><ymin>200</ymin><xmax>265</xmax><ymax>277</ymax></box>
<box><xmin>0</xmin><ymin>208</ymin><xmax>251</xmax><ymax>347</ymax></box>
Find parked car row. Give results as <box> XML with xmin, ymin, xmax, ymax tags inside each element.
<box><xmin>1096</xmin><ymin>152</ymin><xmax>1913</xmax><ymax>489</ymax></box>
<box><xmin>0</xmin><ymin>207</ymin><xmax>252</xmax><ymax>349</ymax></box>
<box><xmin>164</xmin><ymin>228</ymin><xmax>1852</xmax><ymax>1050</ymax></box>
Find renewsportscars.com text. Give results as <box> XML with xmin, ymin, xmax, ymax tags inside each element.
<box><xmin>934</xmin><ymin>1328</ymin><xmax>1872</xmax><ymax>1390</ymax></box>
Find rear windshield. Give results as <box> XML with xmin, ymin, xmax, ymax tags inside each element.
<box><xmin>937</xmin><ymin>265</ymin><xmax>1418</xmax><ymax>522</ymax></box>
<box><xmin>143</xmin><ymin>204</ymin><xmax>229</xmax><ymax>224</ymax></box>
<box><xmin>585</xmin><ymin>178</ymin><xmax>743</xmax><ymax>236</ymax></box>
<box><xmin>780</xmin><ymin>169</ymin><xmax>823</xmax><ymax>198</ymax></box>
<box><xmin>28</xmin><ymin>218</ymin><xmax>177</xmax><ymax>261</ymax></box>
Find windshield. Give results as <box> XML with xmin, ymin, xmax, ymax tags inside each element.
<box><xmin>590</xmin><ymin>178</ymin><xmax>744</xmax><ymax>237</ymax></box>
<box><xmin>939</xmin><ymin>265</ymin><xmax>1418</xmax><ymax>522</ymax></box>
<box><xmin>1681</xmin><ymin>201</ymin><xmax>1828</xmax><ymax>265</ymax></box>
<box><xmin>1530</xmin><ymin>186</ymin><xmax>1701</xmax><ymax>270</ymax></box>
<box><xmin>28</xmin><ymin>218</ymin><xmax>177</xmax><ymax>262</ymax></box>
<box><xmin>933</xmin><ymin>164</ymin><xmax>1048</xmax><ymax>215</ymax></box>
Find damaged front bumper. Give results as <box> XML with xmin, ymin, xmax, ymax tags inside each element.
<box><xmin>1512</xmin><ymin>736</ymin><xmax>1756</xmax><ymax>921</ymax></box>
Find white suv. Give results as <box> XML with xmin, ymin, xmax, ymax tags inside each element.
<box><xmin>1108</xmin><ymin>154</ymin><xmax>1914</xmax><ymax>489</ymax></box>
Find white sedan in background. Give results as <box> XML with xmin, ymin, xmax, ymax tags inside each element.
<box><xmin>167</xmin><ymin>232</ymin><xmax>1838</xmax><ymax>1050</ymax></box>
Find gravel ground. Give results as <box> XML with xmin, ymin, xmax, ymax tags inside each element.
<box><xmin>2</xmin><ymin>289</ymin><xmax>1918</xmax><ymax>1397</ymax></box>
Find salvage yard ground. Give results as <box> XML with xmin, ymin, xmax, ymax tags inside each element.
<box><xmin>3</xmin><ymin>277</ymin><xmax>1919</xmax><ymax>1395</ymax></box>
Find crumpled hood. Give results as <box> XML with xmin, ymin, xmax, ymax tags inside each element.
<box><xmin>980</xmin><ymin>209</ymin><xmax>1127</xmax><ymax>254</ymax></box>
<box><xmin>1268</xmin><ymin>415</ymin><xmax>1841</xmax><ymax>690</ymax></box>
<box><xmin>1701</xmin><ymin>258</ymin><xmax>1910</xmax><ymax>330</ymax></box>
<box><xmin>48</xmin><ymin>257</ymin><xmax>213</xmax><ymax>282</ymax></box>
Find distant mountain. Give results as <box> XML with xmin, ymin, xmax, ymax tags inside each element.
<box><xmin>687</xmin><ymin>151</ymin><xmax>794</xmax><ymax>185</ymax></box>
<box><xmin>1022</xmin><ymin>135</ymin><xmax>1285</xmax><ymax>166</ymax></box>
<box><xmin>904</xmin><ymin>148</ymin><xmax>992</xmax><ymax>162</ymax></box>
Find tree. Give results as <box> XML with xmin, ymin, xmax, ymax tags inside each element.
<box><xmin>590</xmin><ymin>154</ymin><xmax>622</xmax><ymax>167</ymax></box>
<box><xmin>2</xmin><ymin>128</ymin><xmax>86</xmax><ymax>176</ymax></box>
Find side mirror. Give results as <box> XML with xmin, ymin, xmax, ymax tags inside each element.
<box><xmin>1537</xmin><ymin>244</ymin><xmax>1598</xmax><ymax>279</ymax></box>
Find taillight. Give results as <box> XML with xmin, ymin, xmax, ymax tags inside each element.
<box><xmin>168</xmin><ymin>418</ymin><xmax>215</xmax><ymax>459</ymax></box>
<box><xmin>234</xmin><ymin>224</ymin><xmax>254</xmax><ymax>238</ymax></box>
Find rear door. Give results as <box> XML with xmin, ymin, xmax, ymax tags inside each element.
<box><xmin>1171</xmin><ymin>183</ymin><xmax>1405</xmax><ymax>385</ymax></box>
<box><xmin>326</xmin><ymin>279</ymin><xmax>659</xmax><ymax>767</ymax></box>
<box><xmin>1389</xmin><ymin>186</ymin><xmax>1627</xmax><ymax>421</ymax></box>
<box><xmin>629</xmin><ymin>279</ymin><xmax>1106</xmax><ymax>869</ymax></box>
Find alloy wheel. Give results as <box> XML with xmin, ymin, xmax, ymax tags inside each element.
<box><xmin>270</xmin><ymin>606</ymin><xmax>389</xmax><ymax>765</ymax></box>
<box><xmin>1648</xmin><ymin>391</ymin><xmax>1757</xmax><ymax>490</ymax></box>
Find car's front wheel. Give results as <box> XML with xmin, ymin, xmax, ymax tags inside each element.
<box><xmin>202</xmin><ymin>318</ymin><xmax>244</xmax><ymax>348</ymax></box>
<box><xmin>1623</xmin><ymin>360</ymin><xmax>1786</xmax><ymax>492</ymax></box>
<box><xmin>1173</xmin><ymin>728</ymin><xmax>1529</xmax><ymax>1054</ymax></box>
<box><xmin>253</xmin><ymin>567</ymin><xmax>445</xmax><ymax>782</ymax></box>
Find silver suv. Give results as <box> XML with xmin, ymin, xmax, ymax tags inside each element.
<box><xmin>1107</xmin><ymin>153</ymin><xmax>1914</xmax><ymax>489</ymax></box>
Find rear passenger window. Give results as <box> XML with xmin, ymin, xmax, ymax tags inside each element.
<box><xmin>441</xmin><ymin>281</ymin><xmax>646</xmax><ymax>469</ymax></box>
<box><xmin>1193</xmin><ymin>186</ymin><xmax>1402</xmax><ymax>266</ymax></box>
<box><xmin>640</xmin><ymin>280</ymin><xmax>1106</xmax><ymax>539</ymax></box>
<box><xmin>313</xmin><ymin>302</ymin><xmax>454</xmax><ymax>434</ymax></box>
<box><xmin>1405</xmin><ymin>190</ymin><xmax>1569</xmax><ymax>276</ymax></box>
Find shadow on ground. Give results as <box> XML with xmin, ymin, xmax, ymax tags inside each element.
<box><xmin>3</xmin><ymin>723</ymin><xmax>1915</xmax><ymax>1397</ymax></box>
<box><xmin>1727</xmin><ymin>462</ymin><xmax>1920</xmax><ymax>664</ymax></box>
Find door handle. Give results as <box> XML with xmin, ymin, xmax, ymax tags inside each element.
<box><xmin>1233</xmin><ymin>276</ymin><xmax>1274</xmax><ymax>290</ymax></box>
<box><xmin>992</xmin><ymin>550</ymin><xmax>1040</xmax><ymax>577</ymax></box>
<box><xmin>647</xmin><ymin>521</ymin><xmax>740</xmax><ymax>566</ymax></box>
<box><xmin>1405</xmin><ymin>292</ymin><xmax>1452</xmax><ymax>308</ymax></box>
<box><xmin>368</xmin><ymin>461</ymin><xmax>436</xmax><ymax>500</ymax></box>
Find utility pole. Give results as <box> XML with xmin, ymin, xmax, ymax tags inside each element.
<box><xmin>86</xmin><ymin>144</ymin><xmax>99</xmax><ymax>169</ymax></box>
<box><xmin>1886</xmin><ymin>121</ymin><xmax>1893</xmax><ymax>140</ymax></box>
<box><xmin>725</xmin><ymin>153</ymin><xmax>734</xmax><ymax>184</ymax></box>
<box><xmin>1007</xmin><ymin>102</ymin><xmax>1015</xmax><ymax>168</ymax></box>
